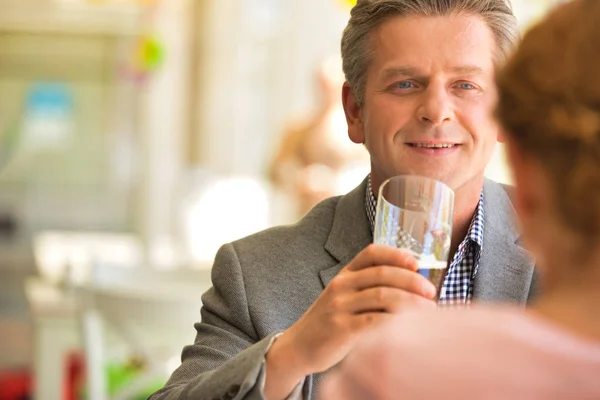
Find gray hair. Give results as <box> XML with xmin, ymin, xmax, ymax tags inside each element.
<box><xmin>341</xmin><ymin>0</ymin><xmax>519</xmax><ymax>106</ymax></box>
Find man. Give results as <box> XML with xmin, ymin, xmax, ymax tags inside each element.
<box><xmin>150</xmin><ymin>1</ymin><xmax>535</xmax><ymax>399</ymax></box>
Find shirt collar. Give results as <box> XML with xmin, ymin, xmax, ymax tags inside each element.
<box><xmin>365</xmin><ymin>174</ymin><xmax>378</xmax><ymax>233</ymax></box>
<box><xmin>365</xmin><ymin>174</ymin><xmax>484</xmax><ymax>247</ymax></box>
<box><xmin>467</xmin><ymin>190</ymin><xmax>485</xmax><ymax>248</ymax></box>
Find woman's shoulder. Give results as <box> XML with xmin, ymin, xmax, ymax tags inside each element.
<box><xmin>357</xmin><ymin>305</ymin><xmax>600</xmax><ymax>386</ymax></box>
<box><xmin>377</xmin><ymin>305</ymin><xmax>599</xmax><ymax>355</ymax></box>
<box><xmin>337</xmin><ymin>306</ymin><xmax>600</xmax><ymax>399</ymax></box>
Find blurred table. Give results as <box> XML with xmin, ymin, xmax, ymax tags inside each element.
<box><xmin>25</xmin><ymin>266</ymin><xmax>211</xmax><ymax>400</ymax></box>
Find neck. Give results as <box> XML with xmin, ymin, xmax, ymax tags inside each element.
<box><xmin>532</xmin><ymin>252</ymin><xmax>600</xmax><ymax>343</ymax></box>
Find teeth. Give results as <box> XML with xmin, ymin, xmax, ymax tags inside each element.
<box><xmin>412</xmin><ymin>143</ymin><xmax>456</xmax><ymax>148</ymax></box>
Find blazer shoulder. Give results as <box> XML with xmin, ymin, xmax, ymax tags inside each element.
<box><xmin>485</xmin><ymin>178</ymin><xmax>516</xmax><ymax>207</ymax></box>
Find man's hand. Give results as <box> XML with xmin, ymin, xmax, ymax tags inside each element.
<box><xmin>264</xmin><ymin>244</ymin><xmax>436</xmax><ymax>399</ymax></box>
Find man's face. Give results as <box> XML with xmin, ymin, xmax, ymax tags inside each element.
<box><xmin>344</xmin><ymin>14</ymin><xmax>500</xmax><ymax>192</ymax></box>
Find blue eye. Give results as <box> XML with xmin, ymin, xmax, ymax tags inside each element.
<box><xmin>396</xmin><ymin>81</ymin><xmax>414</xmax><ymax>89</ymax></box>
<box><xmin>459</xmin><ymin>82</ymin><xmax>475</xmax><ymax>90</ymax></box>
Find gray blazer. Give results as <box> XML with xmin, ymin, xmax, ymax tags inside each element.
<box><xmin>149</xmin><ymin>178</ymin><xmax>536</xmax><ymax>400</ymax></box>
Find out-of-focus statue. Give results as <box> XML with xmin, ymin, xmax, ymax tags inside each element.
<box><xmin>269</xmin><ymin>57</ymin><xmax>369</xmax><ymax>217</ymax></box>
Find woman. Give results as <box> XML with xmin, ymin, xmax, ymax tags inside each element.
<box><xmin>320</xmin><ymin>0</ymin><xmax>600</xmax><ymax>398</ymax></box>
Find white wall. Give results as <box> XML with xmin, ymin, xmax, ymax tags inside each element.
<box><xmin>135</xmin><ymin>0</ymin><xmax>192</xmax><ymax>266</ymax></box>
<box><xmin>195</xmin><ymin>0</ymin><xmax>350</xmax><ymax>176</ymax></box>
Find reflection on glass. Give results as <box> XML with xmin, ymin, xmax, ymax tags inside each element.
<box><xmin>374</xmin><ymin>175</ymin><xmax>454</xmax><ymax>300</ymax></box>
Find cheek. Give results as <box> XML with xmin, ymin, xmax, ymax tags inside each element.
<box><xmin>457</xmin><ymin>101</ymin><xmax>499</xmax><ymax>145</ymax></box>
<box><xmin>477</xmin><ymin>94</ymin><xmax>499</xmax><ymax>131</ymax></box>
<box><xmin>365</xmin><ymin>99</ymin><xmax>414</xmax><ymax>139</ymax></box>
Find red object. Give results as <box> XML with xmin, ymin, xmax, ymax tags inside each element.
<box><xmin>0</xmin><ymin>351</ymin><xmax>85</xmax><ymax>400</ymax></box>
<box><xmin>65</xmin><ymin>352</ymin><xmax>85</xmax><ymax>400</ymax></box>
<box><xmin>0</xmin><ymin>369</ymin><xmax>31</xmax><ymax>400</ymax></box>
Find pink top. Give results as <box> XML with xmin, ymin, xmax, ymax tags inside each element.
<box><xmin>320</xmin><ymin>307</ymin><xmax>600</xmax><ymax>400</ymax></box>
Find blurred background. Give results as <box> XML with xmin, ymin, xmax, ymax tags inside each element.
<box><xmin>0</xmin><ymin>0</ymin><xmax>567</xmax><ymax>399</ymax></box>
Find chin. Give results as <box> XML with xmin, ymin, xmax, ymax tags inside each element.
<box><xmin>407</xmin><ymin>169</ymin><xmax>454</xmax><ymax>186</ymax></box>
<box><xmin>396</xmin><ymin>160</ymin><xmax>450</xmax><ymax>180</ymax></box>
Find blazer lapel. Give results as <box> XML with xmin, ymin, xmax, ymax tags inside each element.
<box><xmin>473</xmin><ymin>179</ymin><xmax>536</xmax><ymax>305</ymax></box>
<box><xmin>319</xmin><ymin>177</ymin><xmax>373</xmax><ymax>288</ymax></box>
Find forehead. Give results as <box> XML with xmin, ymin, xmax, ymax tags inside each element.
<box><xmin>368</xmin><ymin>14</ymin><xmax>496</xmax><ymax>78</ymax></box>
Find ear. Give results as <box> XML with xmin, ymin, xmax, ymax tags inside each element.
<box><xmin>342</xmin><ymin>82</ymin><xmax>365</xmax><ymax>144</ymax></box>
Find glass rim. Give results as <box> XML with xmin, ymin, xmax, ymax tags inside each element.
<box><xmin>378</xmin><ymin>174</ymin><xmax>455</xmax><ymax>201</ymax></box>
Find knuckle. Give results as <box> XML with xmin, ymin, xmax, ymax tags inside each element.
<box><xmin>329</xmin><ymin>295</ymin><xmax>344</xmax><ymax>311</ymax></box>
<box><xmin>331</xmin><ymin>313</ymin><xmax>346</xmax><ymax>330</ymax></box>
<box><xmin>373</xmin><ymin>287</ymin><xmax>387</xmax><ymax>304</ymax></box>
<box><xmin>328</xmin><ymin>275</ymin><xmax>345</xmax><ymax>292</ymax></box>
<box><xmin>364</xmin><ymin>244</ymin><xmax>377</xmax><ymax>258</ymax></box>
<box><xmin>373</xmin><ymin>266</ymin><xmax>388</xmax><ymax>281</ymax></box>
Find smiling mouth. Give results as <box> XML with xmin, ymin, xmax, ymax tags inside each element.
<box><xmin>406</xmin><ymin>143</ymin><xmax>459</xmax><ymax>149</ymax></box>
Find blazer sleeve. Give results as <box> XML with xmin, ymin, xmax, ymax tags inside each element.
<box><xmin>148</xmin><ymin>242</ymin><xmax>300</xmax><ymax>400</ymax></box>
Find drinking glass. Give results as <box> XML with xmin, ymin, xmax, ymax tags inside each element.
<box><xmin>373</xmin><ymin>175</ymin><xmax>454</xmax><ymax>300</ymax></box>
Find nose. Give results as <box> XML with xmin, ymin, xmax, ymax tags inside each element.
<box><xmin>416</xmin><ymin>86</ymin><xmax>453</xmax><ymax>126</ymax></box>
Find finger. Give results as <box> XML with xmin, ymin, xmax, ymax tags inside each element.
<box><xmin>343</xmin><ymin>244</ymin><xmax>418</xmax><ymax>273</ymax></box>
<box><xmin>346</xmin><ymin>287</ymin><xmax>436</xmax><ymax>314</ymax></box>
<box><xmin>344</xmin><ymin>266</ymin><xmax>436</xmax><ymax>299</ymax></box>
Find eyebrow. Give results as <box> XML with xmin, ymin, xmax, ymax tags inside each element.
<box><xmin>381</xmin><ymin>67</ymin><xmax>420</xmax><ymax>82</ymax></box>
<box><xmin>450</xmin><ymin>66</ymin><xmax>485</xmax><ymax>75</ymax></box>
<box><xmin>380</xmin><ymin>65</ymin><xmax>485</xmax><ymax>82</ymax></box>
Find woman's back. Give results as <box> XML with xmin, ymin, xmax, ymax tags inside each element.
<box><xmin>322</xmin><ymin>307</ymin><xmax>600</xmax><ymax>400</ymax></box>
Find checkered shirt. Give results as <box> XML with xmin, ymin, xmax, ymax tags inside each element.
<box><xmin>365</xmin><ymin>175</ymin><xmax>484</xmax><ymax>306</ymax></box>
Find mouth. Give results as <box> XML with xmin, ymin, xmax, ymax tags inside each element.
<box><xmin>405</xmin><ymin>142</ymin><xmax>461</xmax><ymax>155</ymax></box>
<box><xmin>406</xmin><ymin>143</ymin><xmax>459</xmax><ymax>149</ymax></box>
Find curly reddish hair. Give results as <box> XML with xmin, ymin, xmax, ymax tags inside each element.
<box><xmin>497</xmin><ymin>0</ymin><xmax>600</xmax><ymax>240</ymax></box>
